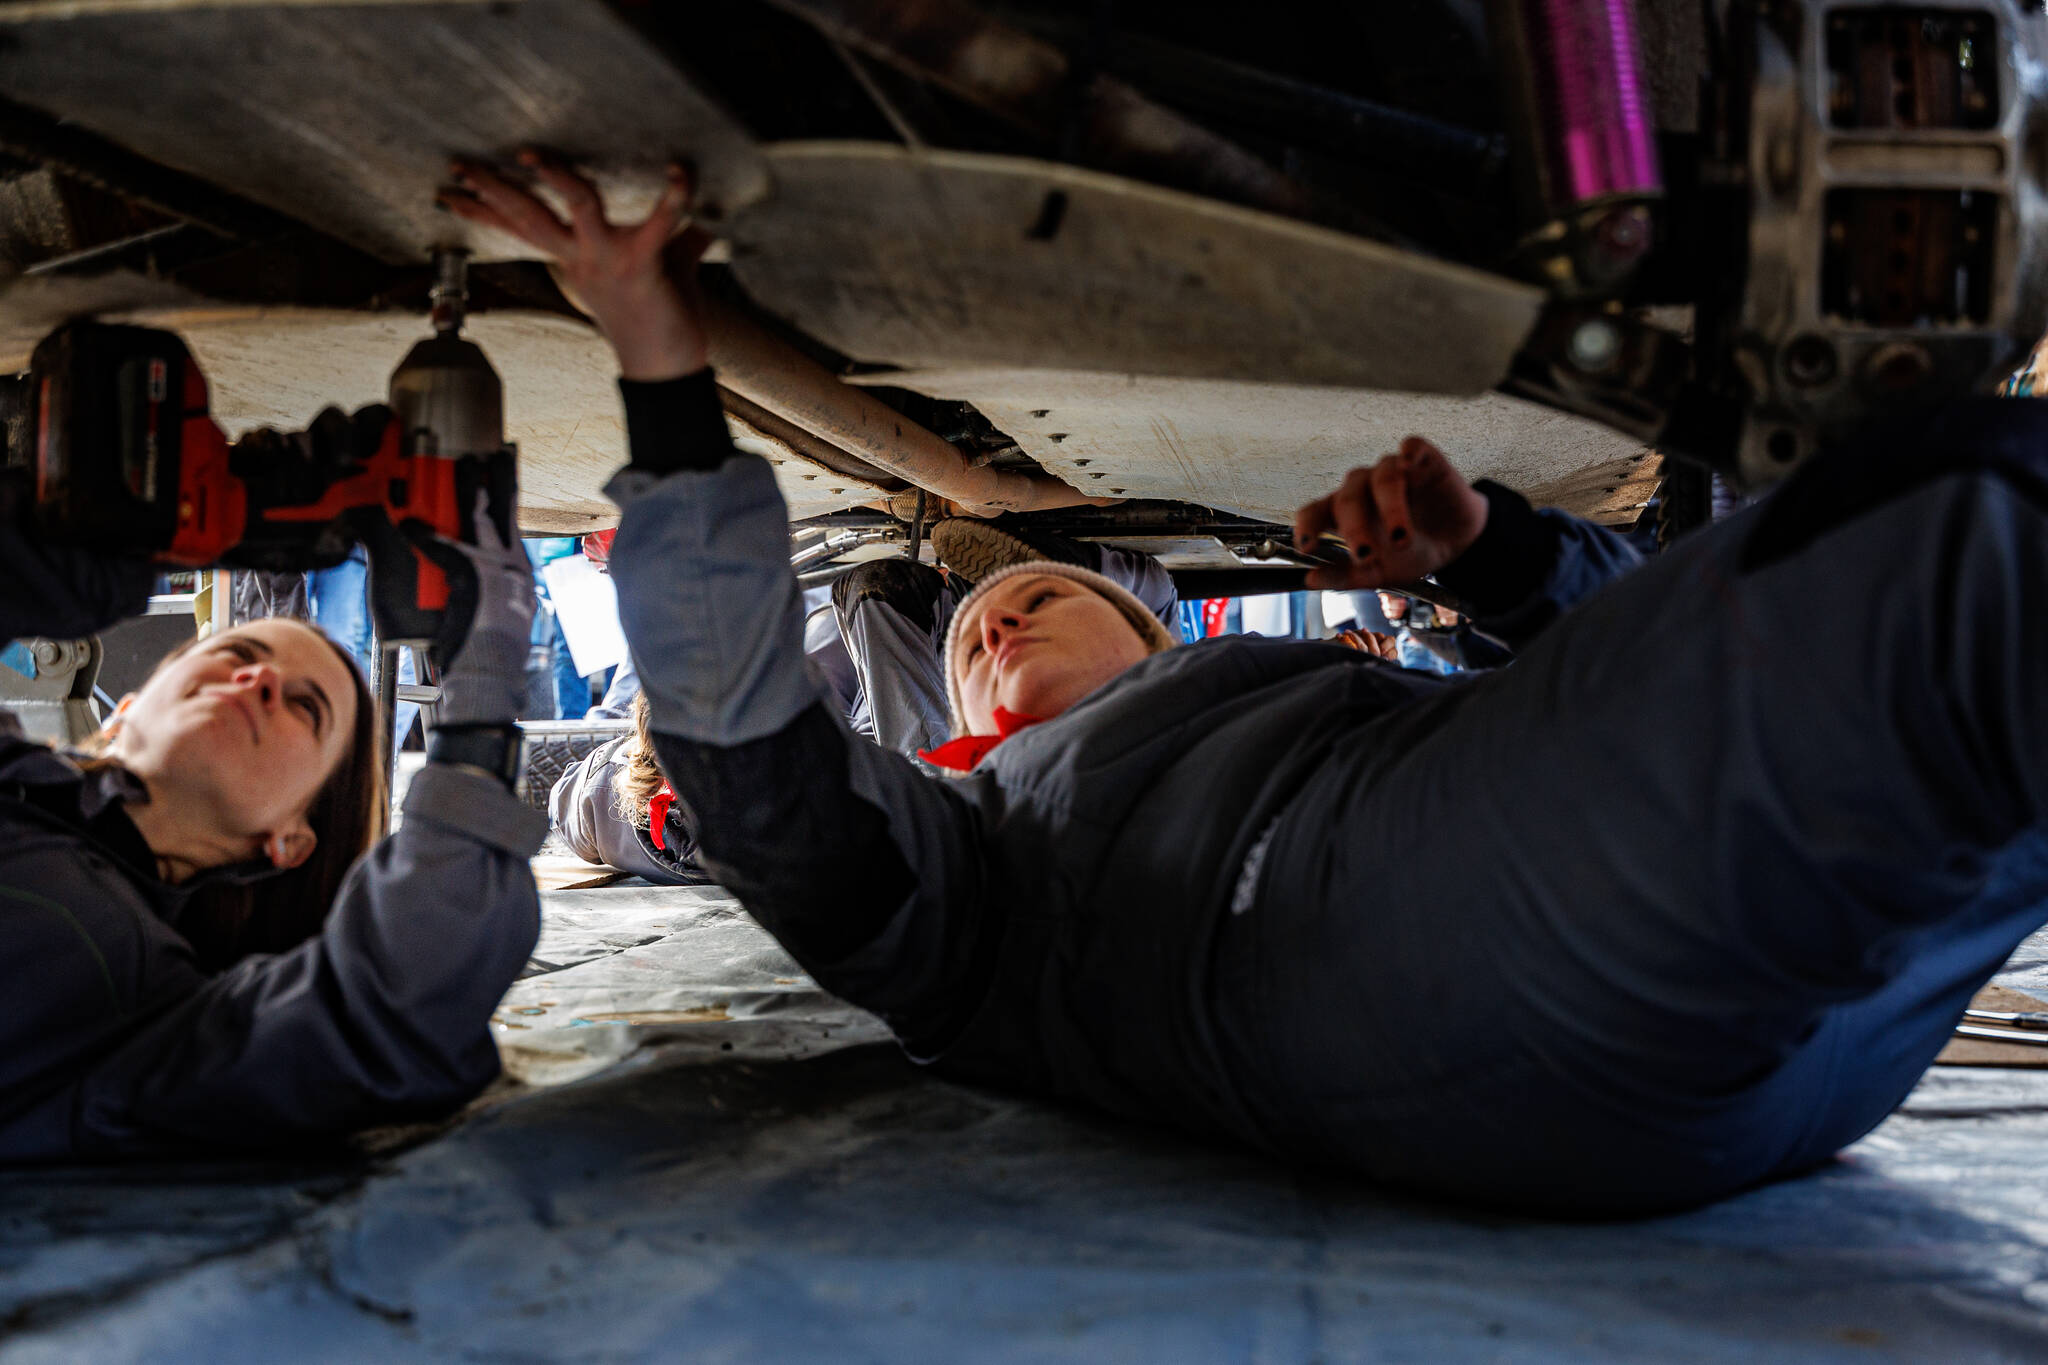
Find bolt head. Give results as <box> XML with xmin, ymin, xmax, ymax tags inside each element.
<box><xmin>1566</xmin><ymin>319</ymin><xmax>1622</xmax><ymax>373</ymax></box>
<box><xmin>1866</xmin><ymin>341</ymin><xmax>1934</xmax><ymax>393</ymax></box>
<box><xmin>1783</xmin><ymin>333</ymin><xmax>1838</xmax><ymax>387</ymax></box>
<box><xmin>1588</xmin><ymin>205</ymin><xmax>1654</xmax><ymax>276</ymax></box>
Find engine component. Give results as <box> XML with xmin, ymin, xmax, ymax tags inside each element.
<box><xmin>1707</xmin><ymin>0</ymin><xmax>2048</xmax><ymax>487</ymax></box>
<box><xmin>0</xmin><ymin>635</ymin><xmax>101</xmax><ymax>746</ymax></box>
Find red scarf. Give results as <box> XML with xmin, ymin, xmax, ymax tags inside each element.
<box><xmin>917</xmin><ymin>707</ymin><xmax>1044</xmax><ymax>772</ymax></box>
<box><xmin>647</xmin><ymin>782</ymin><xmax>676</xmax><ymax>850</ymax></box>
<box><xmin>648</xmin><ymin>712</ymin><xmax>1045</xmax><ymax>835</ymax></box>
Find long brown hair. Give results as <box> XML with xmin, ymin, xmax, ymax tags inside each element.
<box><xmin>612</xmin><ymin>692</ymin><xmax>664</xmax><ymax>829</ymax></box>
<box><xmin>77</xmin><ymin>621</ymin><xmax>387</xmax><ymax>971</ymax></box>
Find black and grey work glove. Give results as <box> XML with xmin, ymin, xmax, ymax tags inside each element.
<box><xmin>411</xmin><ymin>476</ymin><xmax>535</xmax><ymax>729</ymax></box>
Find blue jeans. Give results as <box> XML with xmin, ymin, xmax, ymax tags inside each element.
<box><xmin>527</xmin><ymin>606</ymin><xmax>593</xmax><ymax>720</ymax></box>
<box><xmin>1221</xmin><ymin>426</ymin><xmax>2048</xmax><ymax>1215</ymax></box>
<box><xmin>307</xmin><ymin>548</ymin><xmax>420</xmax><ymax>745</ymax></box>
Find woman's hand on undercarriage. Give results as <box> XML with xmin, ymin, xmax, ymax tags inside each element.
<box><xmin>438</xmin><ymin>151</ymin><xmax>713</xmax><ymax>382</ymax></box>
<box><xmin>1293</xmin><ymin>437</ymin><xmax>1490</xmax><ymax>590</ymax></box>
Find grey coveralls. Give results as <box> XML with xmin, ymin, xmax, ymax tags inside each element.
<box><xmin>0</xmin><ymin>515</ymin><xmax>546</xmax><ymax>1159</ymax></box>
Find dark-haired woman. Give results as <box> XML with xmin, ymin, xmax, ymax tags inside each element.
<box><xmin>0</xmin><ymin>470</ymin><xmax>547</xmax><ymax>1158</ymax></box>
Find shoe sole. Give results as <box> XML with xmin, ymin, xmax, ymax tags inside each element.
<box><xmin>929</xmin><ymin>520</ymin><xmax>1084</xmax><ymax>583</ymax></box>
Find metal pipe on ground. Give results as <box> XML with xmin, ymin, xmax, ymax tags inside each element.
<box><xmin>704</xmin><ymin>296</ymin><xmax>1113</xmax><ymax>518</ymax></box>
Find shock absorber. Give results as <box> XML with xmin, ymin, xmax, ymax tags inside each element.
<box><xmin>1490</xmin><ymin>0</ymin><xmax>1664</xmax><ymax>294</ymax></box>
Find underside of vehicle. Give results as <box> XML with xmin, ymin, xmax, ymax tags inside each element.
<box><xmin>0</xmin><ymin>0</ymin><xmax>2042</xmax><ymax>582</ymax></box>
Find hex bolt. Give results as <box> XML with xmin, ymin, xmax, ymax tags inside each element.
<box><xmin>428</xmin><ymin>247</ymin><xmax>470</xmax><ymax>336</ymax></box>
<box><xmin>1566</xmin><ymin>318</ymin><xmax>1622</xmax><ymax>374</ymax></box>
<box><xmin>1595</xmin><ymin>206</ymin><xmax>1649</xmax><ymax>257</ymax></box>
<box><xmin>1588</xmin><ymin>205</ymin><xmax>1653</xmax><ymax>279</ymax></box>
<box><xmin>1866</xmin><ymin>341</ymin><xmax>1934</xmax><ymax>393</ymax></box>
<box><xmin>1784</xmin><ymin>334</ymin><xmax>1838</xmax><ymax>388</ymax></box>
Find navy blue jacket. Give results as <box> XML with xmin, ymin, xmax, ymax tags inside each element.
<box><xmin>604</xmin><ymin>372</ymin><xmax>1642</xmax><ymax>1150</ymax></box>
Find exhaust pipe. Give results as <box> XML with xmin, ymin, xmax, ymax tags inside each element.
<box><xmin>703</xmin><ymin>296</ymin><xmax>1115</xmax><ymax>518</ymax></box>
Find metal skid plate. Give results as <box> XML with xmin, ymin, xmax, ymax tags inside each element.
<box><xmin>852</xmin><ymin>366</ymin><xmax>1643</xmax><ymax>526</ymax></box>
<box><xmin>726</xmin><ymin>143</ymin><xmax>1546</xmax><ymax>394</ymax></box>
<box><xmin>0</xmin><ymin>0</ymin><xmax>769</xmax><ymax>264</ymax></box>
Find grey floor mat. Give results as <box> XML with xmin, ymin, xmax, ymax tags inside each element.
<box><xmin>7</xmin><ymin>892</ymin><xmax>2048</xmax><ymax>1363</ymax></box>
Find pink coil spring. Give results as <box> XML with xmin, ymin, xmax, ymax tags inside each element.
<box><xmin>1524</xmin><ymin>0</ymin><xmax>1662</xmax><ymax>206</ymax></box>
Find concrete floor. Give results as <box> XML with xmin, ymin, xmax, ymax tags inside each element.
<box><xmin>6</xmin><ymin>883</ymin><xmax>2048</xmax><ymax>1363</ymax></box>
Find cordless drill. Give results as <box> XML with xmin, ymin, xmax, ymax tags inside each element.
<box><xmin>8</xmin><ymin>308</ymin><xmax>516</xmax><ymax>666</ymax></box>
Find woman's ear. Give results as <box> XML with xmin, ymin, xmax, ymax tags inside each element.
<box><xmin>264</xmin><ymin>818</ymin><xmax>318</xmax><ymax>871</ymax></box>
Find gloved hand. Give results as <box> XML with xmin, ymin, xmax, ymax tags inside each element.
<box><xmin>0</xmin><ymin>470</ymin><xmax>157</xmax><ymax>641</ymax></box>
<box><xmin>409</xmin><ymin>471</ymin><xmax>535</xmax><ymax>729</ymax></box>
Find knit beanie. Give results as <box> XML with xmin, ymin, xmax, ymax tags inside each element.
<box><xmin>941</xmin><ymin>560</ymin><xmax>1178</xmax><ymax>737</ymax></box>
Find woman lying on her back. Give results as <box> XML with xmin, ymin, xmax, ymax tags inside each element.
<box><xmin>450</xmin><ymin>154</ymin><xmax>2048</xmax><ymax>1217</ymax></box>
<box><xmin>0</xmin><ymin>447</ymin><xmax>547</xmax><ymax>1158</ymax></box>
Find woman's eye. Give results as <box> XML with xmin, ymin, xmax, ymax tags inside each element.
<box><xmin>1029</xmin><ymin>591</ymin><xmax>1054</xmax><ymax>610</ymax></box>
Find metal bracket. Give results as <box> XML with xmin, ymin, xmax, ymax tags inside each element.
<box><xmin>0</xmin><ymin>636</ymin><xmax>104</xmax><ymax>745</ymax></box>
